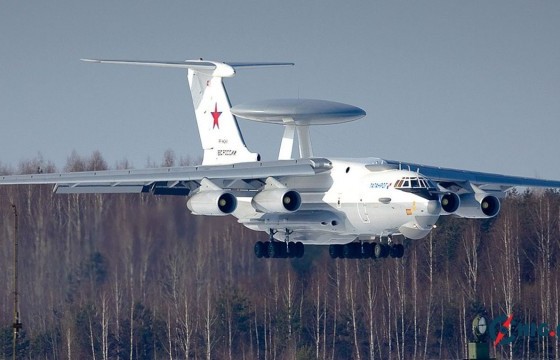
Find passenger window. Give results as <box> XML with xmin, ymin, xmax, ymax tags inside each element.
<box><xmin>411</xmin><ymin>179</ymin><xmax>419</xmax><ymax>188</ymax></box>
<box><xmin>403</xmin><ymin>180</ymin><xmax>410</xmax><ymax>187</ymax></box>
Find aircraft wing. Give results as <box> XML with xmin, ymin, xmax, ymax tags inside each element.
<box><xmin>386</xmin><ymin>160</ymin><xmax>560</xmax><ymax>191</ymax></box>
<box><xmin>0</xmin><ymin>158</ymin><xmax>332</xmax><ymax>195</ymax></box>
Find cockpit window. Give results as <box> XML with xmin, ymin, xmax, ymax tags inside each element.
<box><xmin>394</xmin><ymin>176</ymin><xmax>436</xmax><ymax>190</ymax></box>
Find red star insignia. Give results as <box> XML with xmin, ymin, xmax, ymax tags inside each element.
<box><xmin>211</xmin><ymin>103</ymin><xmax>221</xmax><ymax>129</ymax></box>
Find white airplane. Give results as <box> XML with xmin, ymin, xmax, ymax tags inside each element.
<box><xmin>2</xmin><ymin>59</ymin><xmax>560</xmax><ymax>259</ymax></box>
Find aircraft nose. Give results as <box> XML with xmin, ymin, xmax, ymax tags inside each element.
<box><xmin>415</xmin><ymin>214</ymin><xmax>439</xmax><ymax>229</ymax></box>
<box><xmin>399</xmin><ymin>214</ymin><xmax>439</xmax><ymax>240</ymax></box>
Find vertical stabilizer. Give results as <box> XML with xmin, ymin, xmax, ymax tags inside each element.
<box><xmin>81</xmin><ymin>59</ymin><xmax>294</xmax><ymax>165</ymax></box>
<box><xmin>186</xmin><ymin>62</ymin><xmax>259</xmax><ymax>165</ymax></box>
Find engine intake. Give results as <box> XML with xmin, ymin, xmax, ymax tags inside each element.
<box><xmin>479</xmin><ymin>195</ymin><xmax>500</xmax><ymax>217</ymax></box>
<box><xmin>187</xmin><ymin>191</ymin><xmax>237</xmax><ymax>216</ymax></box>
<box><xmin>440</xmin><ymin>192</ymin><xmax>460</xmax><ymax>214</ymax></box>
<box><xmin>454</xmin><ymin>193</ymin><xmax>500</xmax><ymax>219</ymax></box>
<box><xmin>252</xmin><ymin>189</ymin><xmax>301</xmax><ymax>213</ymax></box>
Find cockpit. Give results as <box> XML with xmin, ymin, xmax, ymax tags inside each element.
<box><xmin>394</xmin><ymin>176</ymin><xmax>437</xmax><ymax>191</ymax></box>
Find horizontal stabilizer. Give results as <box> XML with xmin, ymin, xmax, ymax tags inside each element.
<box><xmin>81</xmin><ymin>59</ymin><xmax>294</xmax><ymax>77</ymax></box>
<box><xmin>82</xmin><ymin>58</ymin><xmax>294</xmax><ymax>165</ymax></box>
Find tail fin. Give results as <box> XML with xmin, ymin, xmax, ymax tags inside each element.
<box><xmin>186</xmin><ymin>61</ymin><xmax>258</xmax><ymax>165</ymax></box>
<box><xmin>82</xmin><ymin>59</ymin><xmax>293</xmax><ymax>165</ymax></box>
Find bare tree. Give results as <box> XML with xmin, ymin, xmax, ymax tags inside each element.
<box><xmin>101</xmin><ymin>292</ymin><xmax>109</xmax><ymax>360</ymax></box>
<box><xmin>349</xmin><ymin>274</ymin><xmax>361</xmax><ymax>360</ymax></box>
<box><xmin>462</xmin><ymin>222</ymin><xmax>480</xmax><ymax>301</ymax></box>
<box><xmin>205</xmin><ymin>284</ymin><xmax>216</xmax><ymax>360</ymax></box>
<box><xmin>161</xmin><ymin>149</ymin><xmax>176</xmax><ymax>167</ymax></box>
<box><xmin>18</xmin><ymin>153</ymin><xmax>56</xmax><ymax>174</ymax></box>
<box><xmin>423</xmin><ymin>233</ymin><xmax>435</xmax><ymax>360</ymax></box>
<box><xmin>64</xmin><ymin>150</ymin><xmax>87</xmax><ymax>172</ymax></box>
<box><xmin>494</xmin><ymin>202</ymin><xmax>520</xmax><ymax>360</ymax></box>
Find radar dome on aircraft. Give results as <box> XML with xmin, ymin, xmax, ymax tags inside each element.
<box><xmin>231</xmin><ymin>99</ymin><xmax>366</xmax><ymax>125</ymax></box>
<box><xmin>231</xmin><ymin>99</ymin><xmax>366</xmax><ymax>159</ymax></box>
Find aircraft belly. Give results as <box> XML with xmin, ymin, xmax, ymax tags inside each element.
<box><xmin>348</xmin><ymin>202</ymin><xmax>407</xmax><ymax>235</ymax></box>
<box><xmin>239</xmin><ymin>208</ymin><xmax>346</xmax><ymax>233</ymax></box>
<box><xmin>343</xmin><ymin>195</ymin><xmax>439</xmax><ymax>239</ymax></box>
<box><xmin>232</xmin><ymin>183</ymin><xmax>440</xmax><ymax>242</ymax></box>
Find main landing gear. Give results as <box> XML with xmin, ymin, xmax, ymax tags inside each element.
<box><xmin>254</xmin><ymin>229</ymin><xmax>305</xmax><ymax>259</ymax></box>
<box><xmin>253</xmin><ymin>230</ymin><xmax>404</xmax><ymax>260</ymax></box>
<box><xmin>254</xmin><ymin>241</ymin><xmax>305</xmax><ymax>259</ymax></box>
<box><xmin>329</xmin><ymin>242</ymin><xmax>404</xmax><ymax>259</ymax></box>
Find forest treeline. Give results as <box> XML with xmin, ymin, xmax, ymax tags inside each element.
<box><xmin>1</xmin><ymin>151</ymin><xmax>560</xmax><ymax>360</ymax></box>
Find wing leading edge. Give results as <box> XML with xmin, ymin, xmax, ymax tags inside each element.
<box><xmin>386</xmin><ymin>160</ymin><xmax>560</xmax><ymax>190</ymax></box>
<box><xmin>0</xmin><ymin>158</ymin><xmax>332</xmax><ymax>195</ymax></box>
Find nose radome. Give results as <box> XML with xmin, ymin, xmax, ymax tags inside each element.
<box><xmin>427</xmin><ymin>200</ymin><xmax>441</xmax><ymax>214</ymax></box>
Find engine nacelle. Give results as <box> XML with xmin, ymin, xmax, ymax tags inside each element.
<box><xmin>186</xmin><ymin>191</ymin><xmax>237</xmax><ymax>216</ymax></box>
<box><xmin>440</xmin><ymin>192</ymin><xmax>460</xmax><ymax>214</ymax></box>
<box><xmin>251</xmin><ymin>189</ymin><xmax>301</xmax><ymax>213</ymax></box>
<box><xmin>454</xmin><ymin>193</ymin><xmax>500</xmax><ymax>219</ymax></box>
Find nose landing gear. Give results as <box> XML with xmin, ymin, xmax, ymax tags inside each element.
<box><xmin>329</xmin><ymin>238</ymin><xmax>405</xmax><ymax>260</ymax></box>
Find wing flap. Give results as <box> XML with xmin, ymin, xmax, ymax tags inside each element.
<box><xmin>54</xmin><ymin>184</ymin><xmax>148</xmax><ymax>194</ymax></box>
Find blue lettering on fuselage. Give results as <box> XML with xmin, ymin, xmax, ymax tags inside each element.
<box><xmin>369</xmin><ymin>182</ymin><xmax>390</xmax><ymax>189</ymax></box>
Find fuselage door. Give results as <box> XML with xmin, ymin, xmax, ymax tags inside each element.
<box><xmin>358</xmin><ymin>197</ymin><xmax>370</xmax><ymax>223</ymax></box>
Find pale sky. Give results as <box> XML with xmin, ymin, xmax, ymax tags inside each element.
<box><xmin>1</xmin><ymin>1</ymin><xmax>559</xmax><ymax>180</ymax></box>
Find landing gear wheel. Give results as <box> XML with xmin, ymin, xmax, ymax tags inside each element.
<box><xmin>343</xmin><ymin>243</ymin><xmax>358</xmax><ymax>259</ymax></box>
<box><xmin>374</xmin><ymin>243</ymin><xmax>389</xmax><ymax>258</ymax></box>
<box><xmin>329</xmin><ymin>244</ymin><xmax>342</xmax><ymax>258</ymax></box>
<box><xmin>288</xmin><ymin>242</ymin><xmax>297</xmax><ymax>258</ymax></box>
<box><xmin>294</xmin><ymin>242</ymin><xmax>305</xmax><ymax>258</ymax></box>
<box><xmin>254</xmin><ymin>241</ymin><xmax>267</xmax><ymax>258</ymax></box>
<box><xmin>268</xmin><ymin>241</ymin><xmax>286</xmax><ymax>258</ymax></box>
<box><xmin>362</xmin><ymin>242</ymin><xmax>373</xmax><ymax>259</ymax></box>
<box><xmin>390</xmin><ymin>244</ymin><xmax>405</xmax><ymax>258</ymax></box>
<box><xmin>370</xmin><ymin>242</ymin><xmax>377</xmax><ymax>258</ymax></box>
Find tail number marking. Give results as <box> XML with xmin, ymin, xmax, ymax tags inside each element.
<box><xmin>217</xmin><ymin>150</ymin><xmax>237</xmax><ymax>156</ymax></box>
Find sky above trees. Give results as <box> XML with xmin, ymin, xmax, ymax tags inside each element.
<box><xmin>1</xmin><ymin>1</ymin><xmax>560</xmax><ymax>180</ymax></box>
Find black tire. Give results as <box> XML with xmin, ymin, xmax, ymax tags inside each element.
<box><xmin>374</xmin><ymin>243</ymin><xmax>389</xmax><ymax>258</ymax></box>
<box><xmin>254</xmin><ymin>241</ymin><xmax>266</xmax><ymax>258</ymax></box>
<box><xmin>373</xmin><ymin>242</ymin><xmax>382</xmax><ymax>258</ymax></box>
<box><xmin>268</xmin><ymin>241</ymin><xmax>282</xmax><ymax>258</ymax></box>
<box><xmin>287</xmin><ymin>242</ymin><xmax>296</xmax><ymax>258</ymax></box>
<box><xmin>295</xmin><ymin>242</ymin><xmax>305</xmax><ymax>258</ymax></box>
<box><xmin>279</xmin><ymin>242</ymin><xmax>289</xmax><ymax>258</ymax></box>
<box><xmin>397</xmin><ymin>244</ymin><xmax>405</xmax><ymax>258</ymax></box>
<box><xmin>391</xmin><ymin>244</ymin><xmax>404</xmax><ymax>258</ymax></box>
<box><xmin>370</xmin><ymin>242</ymin><xmax>378</xmax><ymax>258</ymax></box>
<box><xmin>329</xmin><ymin>244</ymin><xmax>342</xmax><ymax>259</ymax></box>
<box><xmin>343</xmin><ymin>243</ymin><xmax>357</xmax><ymax>259</ymax></box>
<box><xmin>362</xmin><ymin>242</ymin><xmax>373</xmax><ymax>259</ymax></box>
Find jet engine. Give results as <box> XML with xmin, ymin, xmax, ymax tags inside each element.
<box><xmin>440</xmin><ymin>192</ymin><xmax>460</xmax><ymax>214</ymax></box>
<box><xmin>187</xmin><ymin>191</ymin><xmax>237</xmax><ymax>216</ymax></box>
<box><xmin>251</xmin><ymin>189</ymin><xmax>301</xmax><ymax>213</ymax></box>
<box><xmin>454</xmin><ymin>193</ymin><xmax>500</xmax><ymax>219</ymax></box>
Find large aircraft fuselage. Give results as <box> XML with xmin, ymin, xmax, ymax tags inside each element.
<box><xmin>236</xmin><ymin>158</ymin><xmax>440</xmax><ymax>244</ymax></box>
